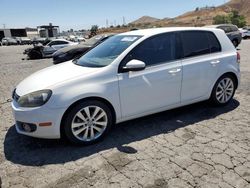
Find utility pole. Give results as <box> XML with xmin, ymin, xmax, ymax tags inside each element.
<box><xmin>123</xmin><ymin>16</ymin><xmax>126</xmax><ymax>25</ymax></box>
<box><xmin>106</xmin><ymin>19</ymin><xmax>109</xmax><ymax>28</ymax></box>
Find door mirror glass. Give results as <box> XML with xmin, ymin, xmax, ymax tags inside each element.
<box><xmin>122</xmin><ymin>59</ymin><xmax>146</xmax><ymax>72</ymax></box>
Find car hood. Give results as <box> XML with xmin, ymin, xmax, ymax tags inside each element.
<box><xmin>56</xmin><ymin>44</ymin><xmax>92</xmax><ymax>54</ymax></box>
<box><xmin>16</xmin><ymin>61</ymin><xmax>98</xmax><ymax>96</ymax></box>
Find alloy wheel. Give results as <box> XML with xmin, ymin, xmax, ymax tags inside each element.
<box><xmin>215</xmin><ymin>78</ymin><xmax>234</xmax><ymax>104</ymax></box>
<box><xmin>71</xmin><ymin>106</ymin><xmax>108</xmax><ymax>142</ymax></box>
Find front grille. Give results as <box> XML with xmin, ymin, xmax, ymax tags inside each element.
<box><xmin>12</xmin><ymin>89</ymin><xmax>20</xmax><ymax>102</ymax></box>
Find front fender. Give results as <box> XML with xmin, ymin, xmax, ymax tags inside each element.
<box><xmin>47</xmin><ymin>78</ymin><xmax>122</xmax><ymax>122</ymax></box>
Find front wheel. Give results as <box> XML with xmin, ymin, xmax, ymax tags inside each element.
<box><xmin>210</xmin><ymin>75</ymin><xmax>236</xmax><ymax>106</ymax></box>
<box><xmin>63</xmin><ymin>100</ymin><xmax>113</xmax><ymax>145</ymax></box>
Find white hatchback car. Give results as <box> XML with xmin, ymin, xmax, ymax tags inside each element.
<box><xmin>12</xmin><ymin>27</ymin><xmax>240</xmax><ymax>144</ymax></box>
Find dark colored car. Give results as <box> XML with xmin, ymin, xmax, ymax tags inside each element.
<box><xmin>206</xmin><ymin>24</ymin><xmax>242</xmax><ymax>47</ymax></box>
<box><xmin>52</xmin><ymin>34</ymin><xmax>114</xmax><ymax>64</ymax></box>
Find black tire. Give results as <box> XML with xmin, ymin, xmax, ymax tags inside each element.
<box><xmin>28</xmin><ymin>50</ymin><xmax>42</xmax><ymax>59</ymax></box>
<box><xmin>63</xmin><ymin>100</ymin><xmax>113</xmax><ymax>145</ymax></box>
<box><xmin>210</xmin><ymin>75</ymin><xmax>236</xmax><ymax>106</ymax></box>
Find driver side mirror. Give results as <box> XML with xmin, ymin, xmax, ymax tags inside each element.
<box><xmin>122</xmin><ymin>60</ymin><xmax>146</xmax><ymax>72</ymax></box>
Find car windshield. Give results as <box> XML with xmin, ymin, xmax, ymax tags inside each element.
<box><xmin>75</xmin><ymin>35</ymin><xmax>141</xmax><ymax>67</ymax></box>
<box><xmin>83</xmin><ymin>35</ymin><xmax>106</xmax><ymax>46</ymax></box>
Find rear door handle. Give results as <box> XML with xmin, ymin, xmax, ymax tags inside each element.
<box><xmin>210</xmin><ymin>60</ymin><xmax>220</xmax><ymax>65</ymax></box>
<box><xmin>168</xmin><ymin>68</ymin><xmax>181</xmax><ymax>74</ymax></box>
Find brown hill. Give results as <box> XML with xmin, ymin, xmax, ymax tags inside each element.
<box><xmin>129</xmin><ymin>0</ymin><xmax>250</xmax><ymax>27</ymax></box>
<box><xmin>130</xmin><ymin>16</ymin><xmax>160</xmax><ymax>25</ymax></box>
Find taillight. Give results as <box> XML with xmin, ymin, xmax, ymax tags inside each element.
<box><xmin>237</xmin><ymin>52</ymin><xmax>240</xmax><ymax>64</ymax></box>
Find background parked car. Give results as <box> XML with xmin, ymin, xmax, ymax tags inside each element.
<box><xmin>24</xmin><ymin>39</ymin><xmax>77</xmax><ymax>59</ymax></box>
<box><xmin>53</xmin><ymin>34</ymin><xmax>114</xmax><ymax>64</ymax></box>
<box><xmin>20</xmin><ymin>37</ymin><xmax>32</xmax><ymax>45</ymax></box>
<box><xmin>205</xmin><ymin>24</ymin><xmax>242</xmax><ymax>47</ymax></box>
<box><xmin>1</xmin><ymin>37</ymin><xmax>18</xmax><ymax>45</ymax></box>
<box><xmin>240</xmin><ymin>27</ymin><xmax>250</xmax><ymax>39</ymax></box>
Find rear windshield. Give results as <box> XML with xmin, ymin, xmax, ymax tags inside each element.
<box><xmin>75</xmin><ymin>35</ymin><xmax>141</xmax><ymax>67</ymax></box>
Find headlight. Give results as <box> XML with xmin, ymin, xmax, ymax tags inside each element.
<box><xmin>18</xmin><ymin>90</ymin><xmax>52</xmax><ymax>107</ymax></box>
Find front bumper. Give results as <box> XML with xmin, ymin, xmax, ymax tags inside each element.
<box><xmin>11</xmin><ymin>100</ymin><xmax>66</xmax><ymax>139</ymax></box>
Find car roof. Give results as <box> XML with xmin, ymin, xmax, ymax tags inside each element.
<box><xmin>118</xmin><ymin>27</ymin><xmax>221</xmax><ymax>37</ymax></box>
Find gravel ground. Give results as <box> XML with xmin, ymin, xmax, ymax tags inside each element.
<box><xmin>0</xmin><ymin>42</ymin><xmax>250</xmax><ymax>188</ymax></box>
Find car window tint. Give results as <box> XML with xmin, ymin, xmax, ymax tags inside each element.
<box><xmin>230</xmin><ymin>26</ymin><xmax>238</xmax><ymax>32</ymax></box>
<box><xmin>225</xmin><ymin>26</ymin><xmax>232</xmax><ymax>33</ymax></box>
<box><xmin>50</xmin><ymin>41</ymin><xmax>68</xmax><ymax>45</ymax></box>
<box><xmin>55</xmin><ymin>41</ymin><xmax>68</xmax><ymax>45</ymax></box>
<box><xmin>127</xmin><ymin>33</ymin><xmax>176</xmax><ymax>66</ymax></box>
<box><xmin>218</xmin><ymin>26</ymin><xmax>230</xmax><ymax>33</ymax></box>
<box><xmin>207</xmin><ymin>32</ymin><xmax>221</xmax><ymax>53</ymax></box>
<box><xmin>181</xmin><ymin>31</ymin><xmax>210</xmax><ymax>58</ymax></box>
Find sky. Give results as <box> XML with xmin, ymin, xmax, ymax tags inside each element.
<box><xmin>0</xmin><ymin>0</ymin><xmax>229</xmax><ymax>31</ymax></box>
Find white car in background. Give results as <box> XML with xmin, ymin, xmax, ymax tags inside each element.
<box><xmin>239</xmin><ymin>28</ymin><xmax>250</xmax><ymax>39</ymax></box>
<box><xmin>1</xmin><ymin>37</ymin><xmax>18</xmax><ymax>45</ymax></box>
<box><xmin>43</xmin><ymin>39</ymin><xmax>77</xmax><ymax>57</ymax></box>
<box><xmin>12</xmin><ymin>27</ymin><xmax>240</xmax><ymax>145</ymax></box>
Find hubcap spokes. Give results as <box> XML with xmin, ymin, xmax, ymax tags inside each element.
<box><xmin>216</xmin><ymin>78</ymin><xmax>234</xmax><ymax>104</ymax></box>
<box><xmin>71</xmin><ymin>106</ymin><xmax>108</xmax><ymax>141</ymax></box>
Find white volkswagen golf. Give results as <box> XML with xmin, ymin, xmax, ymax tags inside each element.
<box><xmin>12</xmin><ymin>27</ymin><xmax>240</xmax><ymax>144</ymax></box>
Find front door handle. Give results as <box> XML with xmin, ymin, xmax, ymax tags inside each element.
<box><xmin>210</xmin><ymin>60</ymin><xmax>220</xmax><ymax>65</ymax></box>
<box><xmin>168</xmin><ymin>68</ymin><xmax>181</xmax><ymax>74</ymax></box>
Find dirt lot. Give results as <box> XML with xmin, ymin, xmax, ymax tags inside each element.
<box><xmin>0</xmin><ymin>42</ymin><xmax>250</xmax><ymax>188</ymax></box>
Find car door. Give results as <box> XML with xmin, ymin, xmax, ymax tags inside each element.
<box><xmin>52</xmin><ymin>41</ymin><xmax>70</xmax><ymax>51</ymax></box>
<box><xmin>44</xmin><ymin>41</ymin><xmax>69</xmax><ymax>55</ymax></box>
<box><xmin>43</xmin><ymin>41</ymin><xmax>56</xmax><ymax>54</ymax></box>
<box><xmin>118</xmin><ymin>32</ymin><xmax>182</xmax><ymax>118</ymax></box>
<box><xmin>180</xmin><ymin>31</ymin><xmax>222</xmax><ymax>103</ymax></box>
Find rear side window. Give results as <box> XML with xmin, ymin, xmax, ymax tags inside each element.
<box><xmin>123</xmin><ymin>32</ymin><xmax>177</xmax><ymax>66</ymax></box>
<box><xmin>180</xmin><ymin>31</ymin><xmax>221</xmax><ymax>58</ymax></box>
<box><xmin>230</xmin><ymin>26</ymin><xmax>238</xmax><ymax>32</ymax></box>
<box><xmin>180</xmin><ymin>31</ymin><xmax>210</xmax><ymax>58</ymax></box>
<box><xmin>49</xmin><ymin>41</ymin><xmax>68</xmax><ymax>45</ymax></box>
<box><xmin>206</xmin><ymin>32</ymin><xmax>221</xmax><ymax>53</ymax></box>
<box><xmin>218</xmin><ymin>26</ymin><xmax>230</xmax><ymax>33</ymax></box>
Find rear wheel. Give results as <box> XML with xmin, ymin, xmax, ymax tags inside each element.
<box><xmin>28</xmin><ymin>50</ymin><xmax>42</xmax><ymax>59</ymax></box>
<box><xmin>210</xmin><ymin>75</ymin><xmax>236</xmax><ymax>106</ymax></box>
<box><xmin>63</xmin><ymin>100</ymin><xmax>113</xmax><ymax>145</ymax></box>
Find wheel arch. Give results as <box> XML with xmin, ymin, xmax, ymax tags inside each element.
<box><xmin>220</xmin><ymin>72</ymin><xmax>239</xmax><ymax>89</ymax></box>
<box><xmin>60</xmin><ymin>96</ymin><xmax>117</xmax><ymax>138</ymax></box>
<box><xmin>210</xmin><ymin>71</ymin><xmax>239</xmax><ymax>97</ymax></box>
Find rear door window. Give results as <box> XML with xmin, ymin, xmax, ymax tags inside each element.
<box><xmin>180</xmin><ymin>31</ymin><xmax>210</xmax><ymax>58</ymax></box>
<box><xmin>218</xmin><ymin>26</ymin><xmax>230</xmax><ymax>33</ymax></box>
<box><xmin>230</xmin><ymin>26</ymin><xmax>238</xmax><ymax>32</ymax></box>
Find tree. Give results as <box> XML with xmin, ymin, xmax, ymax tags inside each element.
<box><xmin>213</xmin><ymin>11</ymin><xmax>246</xmax><ymax>28</ymax></box>
<box><xmin>229</xmin><ymin>10</ymin><xmax>247</xmax><ymax>28</ymax></box>
<box><xmin>213</xmin><ymin>15</ymin><xmax>230</xmax><ymax>25</ymax></box>
<box><xmin>90</xmin><ymin>25</ymin><xmax>98</xmax><ymax>37</ymax></box>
